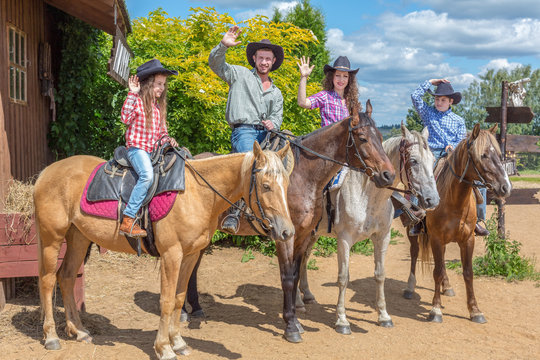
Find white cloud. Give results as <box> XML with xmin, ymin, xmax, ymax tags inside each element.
<box><xmin>413</xmin><ymin>0</ymin><xmax>540</xmax><ymax>19</ymax></box>
<box><xmin>480</xmin><ymin>59</ymin><xmax>523</xmax><ymax>74</ymax></box>
<box><xmin>235</xmin><ymin>1</ymin><xmax>298</xmax><ymax>21</ymax></box>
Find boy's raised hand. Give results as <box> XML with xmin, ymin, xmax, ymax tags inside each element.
<box><xmin>297</xmin><ymin>56</ymin><xmax>315</xmax><ymax>78</ymax></box>
<box><xmin>429</xmin><ymin>78</ymin><xmax>449</xmax><ymax>86</ymax></box>
<box><xmin>222</xmin><ymin>25</ymin><xmax>242</xmax><ymax>48</ymax></box>
<box><xmin>129</xmin><ymin>75</ymin><xmax>140</xmax><ymax>94</ymax></box>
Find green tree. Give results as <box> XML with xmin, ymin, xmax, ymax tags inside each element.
<box><xmin>271</xmin><ymin>0</ymin><xmax>330</xmax><ymax>84</ymax></box>
<box><xmin>129</xmin><ymin>8</ymin><xmax>322</xmax><ymax>154</ymax></box>
<box><xmin>459</xmin><ymin>66</ymin><xmax>540</xmax><ymax>134</ymax></box>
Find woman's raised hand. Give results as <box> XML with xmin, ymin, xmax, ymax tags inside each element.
<box><xmin>221</xmin><ymin>25</ymin><xmax>242</xmax><ymax>48</ymax></box>
<box><xmin>128</xmin><ymin>75</ymin><xmax>140</xmax><ymax>94</ymax></box>
<box><xmin>297</xmin><ymin>56</ymin><xmax>315</xmax><ymax>78</ymax></box>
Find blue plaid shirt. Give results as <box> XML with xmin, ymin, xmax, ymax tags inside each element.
<box><xmin>411</xmin><ymin>80</ymin><xmax>466</xmax><ymax>150</ymax></box>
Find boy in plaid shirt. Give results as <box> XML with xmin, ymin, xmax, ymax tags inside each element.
<box><xmin>119</xmin><ymin>59</ymin><xmax>178</xmax><ymax>238</ymax></box>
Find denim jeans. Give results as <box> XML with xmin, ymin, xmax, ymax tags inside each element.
<box><xmin>124</xmin><ymin>147</ymin><xmax>153</xmax><ymax>218</ymax></box>
<box><xmin>393</xmin><ymin>148</ymin><xmax>487</xmax><ymax>221</ymax></box>
<box><xmin>231</xmin><ymin>126</ymin><xmax>268</xmax><ymax>153</ymax></box>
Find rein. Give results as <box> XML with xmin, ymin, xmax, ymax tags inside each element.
<box><xmin>269</xmin><ymin>117</ymin><xmax>376</xmax><ymax>178</ymax></box>
<box><xmin>385</xmin><ymin>138</ymin><xmax>420</xmax><ymax>195</ymax></box>
<box><xmin>447</xmin><ymin>137</ymin><xmax>491</xmax><ymax>190</ymax></box>
<box><xmin>172</xmin><ymin>148</ymin><xmax>273</xmax><ymax>233</ymax></box>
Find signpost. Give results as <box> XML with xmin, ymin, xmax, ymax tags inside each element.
<box><xmin>107</xmin><ymin>27</ymin><xmax>132</xmax><ymax>87</ymax></box>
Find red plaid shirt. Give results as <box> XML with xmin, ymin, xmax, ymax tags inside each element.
<box><xmin>121</xmin><ymin>92</ymin><xmax>169</xmax><ymax>153</ymax></box>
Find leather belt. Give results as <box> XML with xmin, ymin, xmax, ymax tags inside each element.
<box><xmin>233</xmin><ymin>124</ymin><xmax>265</xmax><ymax>130</ymax></box>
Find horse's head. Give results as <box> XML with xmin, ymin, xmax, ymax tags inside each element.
<box><xmin>242</xmin><ymin>142</ymin><xmax>295</xmax><ymax>242</ymax></box>
<box><xmin>349</xmin><ymin>100</ymin><xmax>395</xmax><ymax>188</ymax></box>
<box><xmin>398</xmin><ymin>124</ymin><xmax>439</xmax><ymax>210</ymax></box>
<box><xmin>466</xmin><ymin>123</ymin><xmax>512</xmax><ymax>198</ymax></box>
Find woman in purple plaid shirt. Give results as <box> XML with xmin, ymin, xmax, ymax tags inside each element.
<box><xmin>297</xmin><ymin>55</ymin><xmax>361</xmax><ymax>189</ymax></box>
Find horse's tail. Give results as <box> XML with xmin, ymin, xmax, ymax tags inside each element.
<box><xmin>417</xmin><ymin>226</ymin><xmax>432</xmax><ymax>273</ymax></box>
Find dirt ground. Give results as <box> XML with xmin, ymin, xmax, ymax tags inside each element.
<box><xmin>1</xmin><ymin>198</ymin><xmax>539</xmax><ymax>359</ymax></box>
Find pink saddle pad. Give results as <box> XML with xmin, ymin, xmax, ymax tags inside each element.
<box><xmin>80</xmin><ymin>162</ymin><xmax>178</xmax><ymax>222</ymax></box>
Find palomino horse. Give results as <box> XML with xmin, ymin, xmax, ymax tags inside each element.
<box><xmin>404</xmin><ymin>123</ymin><xmax>511</xmax><ymax>323</ymax></box>
<box><xmin>298</xmin><ymin>125</ymin><xmax>439</xmax><ymax>334</ymax></box>
<box><xmin>182</xmin><ymin>100</ymin><xmax>396</xmax><ymax>342</ymax></box>
<box><xmin>34</xmin><ymin>142</ymin><xmax>294</xmax><ymax>360</ymax></box>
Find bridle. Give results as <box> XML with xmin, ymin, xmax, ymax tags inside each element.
<box><xmin>270</xmin><ymin>116</ymin><xmax>377</xmax><ymax>178</ymax></box>
<box><xmin>386</xmin><ymin>138</ymin><xmax>423</xmax><ymax>196</ymax></box>
<box><xmin>447</xmin><ymin>136</ymin><xmax>493</xmax><ymax>190</ymax></box>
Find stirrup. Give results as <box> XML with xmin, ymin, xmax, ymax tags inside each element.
<box><xmin>221</xmin><ymin>214</ymin><xmax>239</xmax><ymax>234</ymax></box>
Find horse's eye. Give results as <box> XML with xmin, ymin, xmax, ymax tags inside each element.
<box><xmin>410</xmin><ymin>158</ymin><xmax>418</xmax><ymax>166</ymax></box>
<box><xmin>357</xmin><ymin>137</ymin><xmax>368</xmax><ymax>144</ymax></box>
<box><xmin>481</xmin><ymin>153</ymin><xmax>488</xmax><ymax>159</ymax></box>
<box><xmin>263</xmin><ymin>183</ymin><xmax>271</xmax><ymax>191</ymax></box>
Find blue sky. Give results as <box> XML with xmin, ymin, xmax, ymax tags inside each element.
<box><xmin>124</xmin><ymin>0</ymin><xmax>540</xmax><ymax>126</ymax></box>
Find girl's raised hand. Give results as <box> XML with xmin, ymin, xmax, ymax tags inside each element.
<box><xmin>297</xmin><ymin>56</ymin><xmax>315</xmax><ymax>78</ymax></box>
<box><xmin>129</xmin><ymin>75</ymin><xmax>140</xmax><ymax>94</ymax></box>
<box><xmin>221</xmin><ymin>25</ymin><xmax>242</xmax><ymax>48</ymax></box>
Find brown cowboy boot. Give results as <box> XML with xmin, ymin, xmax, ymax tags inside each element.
<box><xmin>119</xmin><ymin>215</ymin><xmax>147</xmax><ymax>238</ymax></box>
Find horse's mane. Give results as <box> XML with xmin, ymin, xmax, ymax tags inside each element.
<box><xmin>383</xmin><ymin>130</ymin><xmax>430</xmax><ymax>161</ymax></box>
<box><xmin>241</xmin><ymin>150</ymin><xmax>288</xmax><ymax>181</ymax></box>
<box><xmin>436</xmin><ymin>129</ymin><xmax>501</xmax><ymax>198</ymax></box>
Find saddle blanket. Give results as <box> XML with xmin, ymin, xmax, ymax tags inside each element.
<box><xmin>80</xmin><ymin>162</ymin><xmax>177</xmax><ymax>222</ymax></box>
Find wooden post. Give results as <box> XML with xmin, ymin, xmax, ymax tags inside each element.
<box><xmin>0</xmin><ymin>92</ymin><xmax>12</xmax><ymax>213</ymax></box>
<box><xmin>496</xmin><ymin>81</ymin><xmax>508</xmax><ymax>238</ymax></box>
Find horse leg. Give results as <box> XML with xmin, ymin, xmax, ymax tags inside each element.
<box><xmin>296</xmin><ymin>237</ymin><xmax>316</xmax><ymax>311</ymax></box>
<box><xmin>335</xmin><ymin>238</ymin><xmax>351</xmax><ymax>335</ymax></box>
<box><xmin>403</xmin><ymin>233</ymin><xmax>419</xmax><ymax>299</ymax></box>
<box><xmin>181</xmin><ymin>250</ymin><xmax>204</xmax><ymax>322</ymax></box>
<box><xmin>154</xmin><ymin>245</ymin><xmax>182</xmax><ymax>360</ymax></box>
<box><xmin>460</xmin><ymin>237</ymin><xmax>486</xmax><ymax>323</ymax></box>
<box><xmin>169</xmin><ymin>252</ymin><xmax>201</xmax><ymax>356</ymax></box>
<box><xmin>428</xmin><ymin>239</ymin><xmax>445</xmax><ymax>323</ymax></box>
<box><xmin>372</xmin><ymin>232</ymin><xmax>393</xmax><ymax>327</ymax></box>
<box><xmin>276</xmin><ymin>239</ymin><xmax>303</xmax><ymax>343</ymax></box>
<box><xmin>37</xmin><ymin>217</ymin><xmax>69</xmax><ymax>350</ymax></box>
<box><xmin>57</xmin><ymin>227</ymin><xmax>92</xmax><ymax>343</ymax></box>
<box><xmin>441</xmin><ymin>248</ymin><xmax>455</xmax><ymax>297</ymax></box>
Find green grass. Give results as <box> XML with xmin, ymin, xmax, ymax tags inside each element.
<box><xmin>516</xmin><ymin>169</ymin><xmax>540</xmax><ymax>175</ymax></box>
<box><xmin>509</xmin><ymin>176</ymin><xmax>540</xmax><ymax>183</ymax></box>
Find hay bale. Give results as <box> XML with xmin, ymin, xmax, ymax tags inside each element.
<box><xmin>2</xmin><ymin>179</ymin><xmax>34</xmax><ymax>216</ymax></box>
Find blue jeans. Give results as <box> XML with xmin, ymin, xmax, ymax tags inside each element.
<box><xmin>231</xmin><ymin>126</ymin><xmax>268</xmax><ymax>153</ymax></box>
<box><xmin>124</xmin><ymin>147</ymin><xmax>153</xmax><ymax>218</ymax></box>
<box><xmin>394</xmin><ymin>148</ymin><xmax>486</xmax><ymax>221</ymax></box>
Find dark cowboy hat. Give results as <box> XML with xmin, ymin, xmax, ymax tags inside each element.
<box><xmin>323</xmin><ymin>56</ymin><xmax>359</xmax><ymax>75</ymax></box>
<box><xmin>246</xmin><ymin>39</ymin><xmax>284</xmax><ymax>71</ymax></box>
<box><xmin>136</xmin><ymin>59</ymin><xmax>178</xmax><ymax>81</ymax></box>
<box><xmin>427</xmin><ymin>82</ymin><xmax>462</xmax><ymax>105</ymax></box>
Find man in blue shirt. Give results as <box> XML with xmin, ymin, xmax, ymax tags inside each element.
<box><xmin>409</xmin><ymin>79</ymin><xmax>488</xmax><ymax>236</ymax></box>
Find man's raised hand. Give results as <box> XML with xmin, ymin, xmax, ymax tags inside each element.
<box><xmin>221</xmin><ymin>25</ymin><xmax>242</xmax><ymax>48</ymax></box>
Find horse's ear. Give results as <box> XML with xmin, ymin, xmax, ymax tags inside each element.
<box><xmin>421</xmin><ymin>126</ymin><xmax>429</xmax><ymax>141</ymax></box>
<box><xmin>365</xmin><ymin>99</ymin><xmax>372</xmax><ymax>118</ymax></box>
<box><xmin>276</xmin><ymin>142</ymin><xmax>294</xmax><ymax>176</ymax></box>
<box><xmin>471</xmin><ymin>123</ymin><xmax>481</xmax><ymax>140</ymax></box>
<box><xmin>489</xmin><ymin>123</ymin><xmax>498</xmax><ymax>134</ymax></box>
<box><xmin>276</xmin><ymin>142</ymin><xmax>290</xmax><ymax>160</ymax></box>
<box><xmin>253</xmin><ymin>141</ymin><xmax>263</xmax><ymax>159</ymax></box>
<box><xmin>401</xmin><ymin>121</ymin><xmax>411</xmax><ymax>138</ymax></box>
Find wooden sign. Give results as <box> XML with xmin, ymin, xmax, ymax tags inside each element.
<box><xmin>485</xmin><ymin>106</ymin><xmax>534</xmax><ymax>124</ymax></box>
<box><xmin>107</xmin><ymin>26</ymin><xmax>133</xmax><ymax>87</ymax></box>
<box><xmin>504</xmin><ymin>134</ymin><xmax>540</xmax><ymax>153</ymax></box>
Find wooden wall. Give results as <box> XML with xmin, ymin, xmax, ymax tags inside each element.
<box><xmin>0</xmin><ymin>0</ymin><xmax>53</xmax><ymax>183</ymax></box>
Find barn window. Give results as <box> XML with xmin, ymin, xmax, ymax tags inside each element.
<box><xmin>7</xmin><ymin>25</ymin><xmax>27</xmax><ymax>103</ymax></box>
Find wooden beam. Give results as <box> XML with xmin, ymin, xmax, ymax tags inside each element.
<box><xmin>0</xmin><ymin>92</ymin><xmax>12</xmax><ymax>213</ymax></box>
<box><xmin>485</xmin><ymin>106</ymin><xmax>535</xmax><ymax>124</ymax></box>
<box><xmin>505</xmin><ymin>134</ymin><xmax>540</xmax><ymax>153</ymax></box>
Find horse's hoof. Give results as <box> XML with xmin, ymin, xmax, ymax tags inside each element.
<box><xmin>294</xmin><ymin>319</ymin><xmax>305</xmax><ymax>334</ymax></box>
<box><xmin>427</xmin><ymin>312</ymin><xmax>443</xmax><ymax>323</ymax></box>
<box><xmin>283</xmin><ymin>331</ymin><xmax>303</xmax><ymax>343</ymax></box>
<box><xmin>335</xmin><ymin>324</ymin><xmax>351</xmax><ymax>335</ymax></box>
<box><xmin>78</xmin><ymin>334</ymin><xmax>93</xmax><ymax>343</ymax></box>
<box><xmin>44</xmin><ymin>339</ymin><xmax>61</xmax><ymax>350</ymax></box>
<box><xmin>443</xmin><ymin>288</ymin><xmax>456</xmax><ymax>297</ymax></box>
<box><xmin>303</xmin><ymin>297</ymin><xmax>317</xmax><ymax>305</ymax></box>
<box><xmin>173</xmin><ymin>345</ymin><xmax>192</xmax><ymax>356</ymax></box>
<box><xmin>471</xmin><ymin>314</ymin><xmax>487</xmax><ymax>324</ymax></box>
<box><xmin>191</xmin><ymin>309</ymin><xmax>205</xmax><ymax>318</ymax></box>
<box><xmin>403</xmin><ymin>290</ymin><xmax>414</xmax><ymax>299</ymax></box>
<box><xmin>379</xmin><ymin>320</ymin><xmax>394</xmax><ymax>328</ymax></box>
<box><xmin>296</xmin><ymin>305</ymin><xmax>306</xmax><ymax>313</ymax></box>
<box><xmin>180</xmin><ymin>312</ymin><xmax>189</xmax><ymax>322</ymax></box>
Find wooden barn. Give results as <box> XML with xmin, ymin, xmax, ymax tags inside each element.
<box><xmin>0</xmin><ymin>0</ymin><xmax>131</xmax><ymax>310</ymax></box>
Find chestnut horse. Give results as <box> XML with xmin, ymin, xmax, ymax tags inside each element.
<box><xmin>182</xmin><ymin>100</ymin><xmax>396</xmax><ymax>342</ymax></box>
<box><xmin>34</xmin><ymin>142</ymin><xmax>294</xmax><ymax>360</ymax></box>
<box><xmin>404</xmin><ymin>124</ymin><xmax>511</xmax><ymax>323</ymax></box>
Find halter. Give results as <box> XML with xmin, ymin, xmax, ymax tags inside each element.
<box><xmin>270</xmin><ymin>117</ymin><xmax>376</xmax><ymax>178</ymax></box>
<box><xmin>447</xmin><ymin>136</ymin><xmax>492</xmax><ymax>190</ymax></box>
<box><xmin>174</xmin><ymin>148</ymin><xmax>275</xmax><ymax>234</ymax></box>
<box><xmin>385</xmin><ymin>138</ymin><xmax>425</xmax><ymax>196</ymax></box>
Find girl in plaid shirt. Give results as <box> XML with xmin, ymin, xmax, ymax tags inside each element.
<box><xmin>118</xmin><ymin>59</ymin><xmax>178</xmax><ymax>238</ymax></box>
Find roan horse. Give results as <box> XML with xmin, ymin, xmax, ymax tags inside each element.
<box><xmin>182</xmin><ymin>100</ymin><xmax>396</xmax><ymax>342</ymax></box>
<box><xmin>299</xmin><ymin>125</ymin><xmax>439</xmax><ymax>334</ymax></box>
<box><xmin>34</xmin><ymin>142</ymin><xmax>295</xmax><ymax>360</ymax></box>
<box><xmin>403</xmin><ymin>123</ymin><xmax>511</xmax><ymax>323</ymax></box>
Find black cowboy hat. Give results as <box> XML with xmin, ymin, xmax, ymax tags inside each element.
<box><xmin>136</xmin><ymin>59</ymin><xmax>178</xmax><ymax>81</ymax></box>
<box><xmin>246</xmin><ymin>39</ymin><xmax>284</xmax><ymax>72</ymax></box>
<box><xmin>323</xmin><ymin>56</ymin><xmax>359</xmax><ymax>75</ymax></box>
<box><xmin>427</xmin><ymin>82</ymin><xmax>462</xmax><ymax>105</ymax></box>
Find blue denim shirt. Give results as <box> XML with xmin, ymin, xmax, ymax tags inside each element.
<box><xmin>411</xmin><ymin>80</ymin><xmax>466</xmax><ymax>150</ymax></box>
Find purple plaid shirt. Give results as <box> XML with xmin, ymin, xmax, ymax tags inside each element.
<box><xmin>308</xmin><ymin>90</ymin><xmax>349</xmax><ymax>127</ymax></box>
